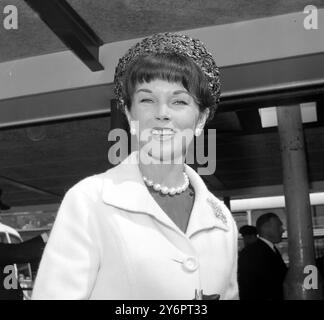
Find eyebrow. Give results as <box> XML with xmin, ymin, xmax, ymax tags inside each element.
<box><xmin>172</xmin><ymin>90</ymin><xmax>190</xmax><ymax>95</ymax></box>
<box><xmin>135</xmin><ymin>89</ymin><xmax>152</xmax><ymax>94</ymax></box>
<box><xmin>135</xmin><ymin>89</ymin><xmax>190</xmax><ymax>95</ymax></box>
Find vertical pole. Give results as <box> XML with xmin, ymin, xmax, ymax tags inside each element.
<box><xmin>247</xmin><ymin>210</ymin><xmax>252</xmax><ymax>225</ymax></box>
<box><xmin>277</xmin><ymin>105</ymin><xmax>323</xmax><ymax>300</ymax></box>
<box><xmin>107</xmin><ymin>100</ymin><xmax>130</xmax><ymax>168</ymax></box>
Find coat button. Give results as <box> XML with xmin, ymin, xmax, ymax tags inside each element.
<box><xmin>182</xmin><ymin>256</ymin><xmax>199</xmax><ymax>272</ymax></box>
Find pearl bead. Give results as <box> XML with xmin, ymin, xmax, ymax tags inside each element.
<box><xmin>153</xmin><ymin>184</ymin><xmax>161</xmax><ymax>191</ymax></box>
<box><xmin>161</xmin><ymin>186</ymin><xmax>169</xmax><ymax>194</ymax></box>
<box><xmin>169</xmin><ymin>188</ymin><xmax>177</xmax><ymax>195</ymax></box>
<box><xmin>146</xmin><ymin>179</ymin><xmax>154</xmax><ymax>186</ymax></box>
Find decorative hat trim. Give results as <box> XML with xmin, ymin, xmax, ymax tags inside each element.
<box><xmin>114</xmin><ymin>32</ymin><xmax>220</xmax><ymax>122</ymax></box>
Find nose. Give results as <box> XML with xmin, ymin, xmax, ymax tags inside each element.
<box><xmin>155</xmin><ymin>102</ymin><xmax>171</xmax><ymax>121</ymax></box>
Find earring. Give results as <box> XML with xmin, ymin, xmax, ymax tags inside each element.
<box><xmin>195</xmin><ymin>128</ymin><xmax>202</xmax><ymax>137</ymax></box>
<box><xmin>130</xmin><ymin>122</ymin><xmax>136</xmax><ymax>135</ymax></box>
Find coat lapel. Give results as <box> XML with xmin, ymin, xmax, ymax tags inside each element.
<box><xmin>184</xmin><ymin>165</ymin><xmax>229</xmax><ymax>238</ymax></box>
<box><xmin>101</xmin><ymin>152</ymin><xmax>229</xmax><ymax>237</ymax></box>
<box><xmin>101</xmin><ymin>152</ymin><xmax>178</xmax><ymax>231</ymax></box>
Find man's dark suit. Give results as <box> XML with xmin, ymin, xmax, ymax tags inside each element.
<box><xmin>238</xmin><ymin>238</ymin><xmax>288</xmax><ymax>300</ymax></box>
<box><xmin>0</xmin><ymin>235</ymin><xmax>46</xmax><ymax>300</ymax></box>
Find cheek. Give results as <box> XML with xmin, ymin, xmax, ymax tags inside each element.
<box><xmin>130</xmin><ymin>105</ymin><xmax>152</xmax><ymax>126</ymax></box>
<box><xmin>175</xmin><ymin>109</ymin><xmax>200</xmax><ymax>130</ymax></box>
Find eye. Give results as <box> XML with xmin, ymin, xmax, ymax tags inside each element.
<box><xmin>173</xmin><ymin>100</ymin><xmax>188</xmax><ymax>105</ymax></box>
<box><xmin>140</xmin><ymin>98</ymin><xmax>154</xmax><ymax>103</ymax></box>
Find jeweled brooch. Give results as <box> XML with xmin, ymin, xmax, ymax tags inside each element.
<box><xmin>207</xmin><ymin>198</ymin><xmax>228</xmax><ymax>226</ymax></box>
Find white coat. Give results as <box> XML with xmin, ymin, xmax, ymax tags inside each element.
<box><xmin>32</xmin><ymin>152</ymin><xmax>238</xmax><ymax>300</ymax></box>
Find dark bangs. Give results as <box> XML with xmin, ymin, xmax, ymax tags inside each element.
<box><xmin>123</xmin><ymin>53</ymin><xmax>213</xmax><ymax>112</ymax></box>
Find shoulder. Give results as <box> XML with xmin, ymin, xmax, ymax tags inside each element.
<box><xmin>63</xmin><ymin>171</ymin><xmax>108</xmax><ymax>203</ymax></box>
<box><xmin>240</xmin><ymin>240</ymin><xmax>269</xmax><ymax>259</ymax></box>
<box><xmin>62</xmin><ymin>161</ymin><xmax>130</xmax><ymax>203</ymax></box>
<box><xmin>51</xmin><ymin>172</ymin><xmax>110</xmax><ymax>232</ymax></box>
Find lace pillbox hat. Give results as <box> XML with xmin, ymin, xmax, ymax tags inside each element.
<box><xmin>114</xmin><ymin>32</ymin><xmax>221</xmax><ymax>121</ymax></box>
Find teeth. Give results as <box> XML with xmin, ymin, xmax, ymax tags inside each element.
<box><xmin>152</xmin><ymin>129</ymin><xmax>174</xmax><ymax>135</ymax></box>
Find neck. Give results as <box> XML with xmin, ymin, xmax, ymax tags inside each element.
<box><xmin>138</xmin><ymin>150</ymin><xmax>186</xmax><ymax>187</ymax></box>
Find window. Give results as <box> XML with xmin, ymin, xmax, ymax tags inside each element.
<box><xmin>315</xmin><ymin>236</ymin><xmax>324</xmax><ymax>259</ymax></box>
<box><xmin>313</xmin><ymin>205</ymin><xmax>324</xmax><ymax>229</ymax></box>
<box><xmin>0</xmin><ymin>210</ymin><xmax>56</xmax><ymax>241</ymax></box>
<box><xmin>232</xmin><ymin>211</ymin><xmax>248</xmax><ymax>230</ymax></box>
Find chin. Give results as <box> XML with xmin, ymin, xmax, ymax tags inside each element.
<box><xmin>149</xmin><ymin>151</ymin><xmax>183</xmax><ymax>164</ymax></box>
<box><xmin>141</xmin><ymin>141</ymin><xmax>185</xmax><ymax>163</ymax></box>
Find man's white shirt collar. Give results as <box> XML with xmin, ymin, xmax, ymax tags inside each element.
<box><xmin>258</xmin><ymin>236</ymin><xmax>275</xmax><ymax>251</ymax></box>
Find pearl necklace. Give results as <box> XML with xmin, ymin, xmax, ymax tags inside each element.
<box><xmin>143</xmin><ymin>172</ymin><xmax>190</xmax><ymax>196</ymax></box>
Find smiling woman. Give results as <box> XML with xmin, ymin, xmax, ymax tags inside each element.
<box><xmin>127</xmin><ymin>79</ymin><xmax>203</xmax><ymax>166</ymax></box>
<box><xmin>31</xmin><ymin>32</ymin><xmax>239</xmax><ymax>300</ymax></box>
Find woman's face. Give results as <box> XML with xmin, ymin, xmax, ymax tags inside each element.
<box><xmin>126</xmin><ymin>79</ymin><xmax>208</xmax><ymax>163</ymax></box>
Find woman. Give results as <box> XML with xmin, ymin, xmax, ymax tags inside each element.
<box><xmin>32</xmin><ymin>33</ymin><xmax>238</xmax><ymax>300</ymax></box>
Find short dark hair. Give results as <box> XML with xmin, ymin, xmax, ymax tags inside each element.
<box><xmin>239</xmin><ymin>225</ymin><xmax>257</xmax><ymax>236</ymax></box>
<box><xmin>256</xmin><ymin>212</ymin><xmax>279</xmax><ymax>234</ymax></box>
<box><xmin>122</xmin><ymin>53</ymin><xmax>215</xmax><ymax>120</ymax></box>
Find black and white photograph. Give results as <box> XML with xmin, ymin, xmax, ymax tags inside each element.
<box><xmin>0</xmin><ymin>0</ymin><xmax>324</xmax><ymax>304</ymax></box>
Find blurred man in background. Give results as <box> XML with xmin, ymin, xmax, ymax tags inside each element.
<box><xmin>238</xmin><ymin>213</ymin><xmax>287</xmax><ymax>300</ymax></box>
